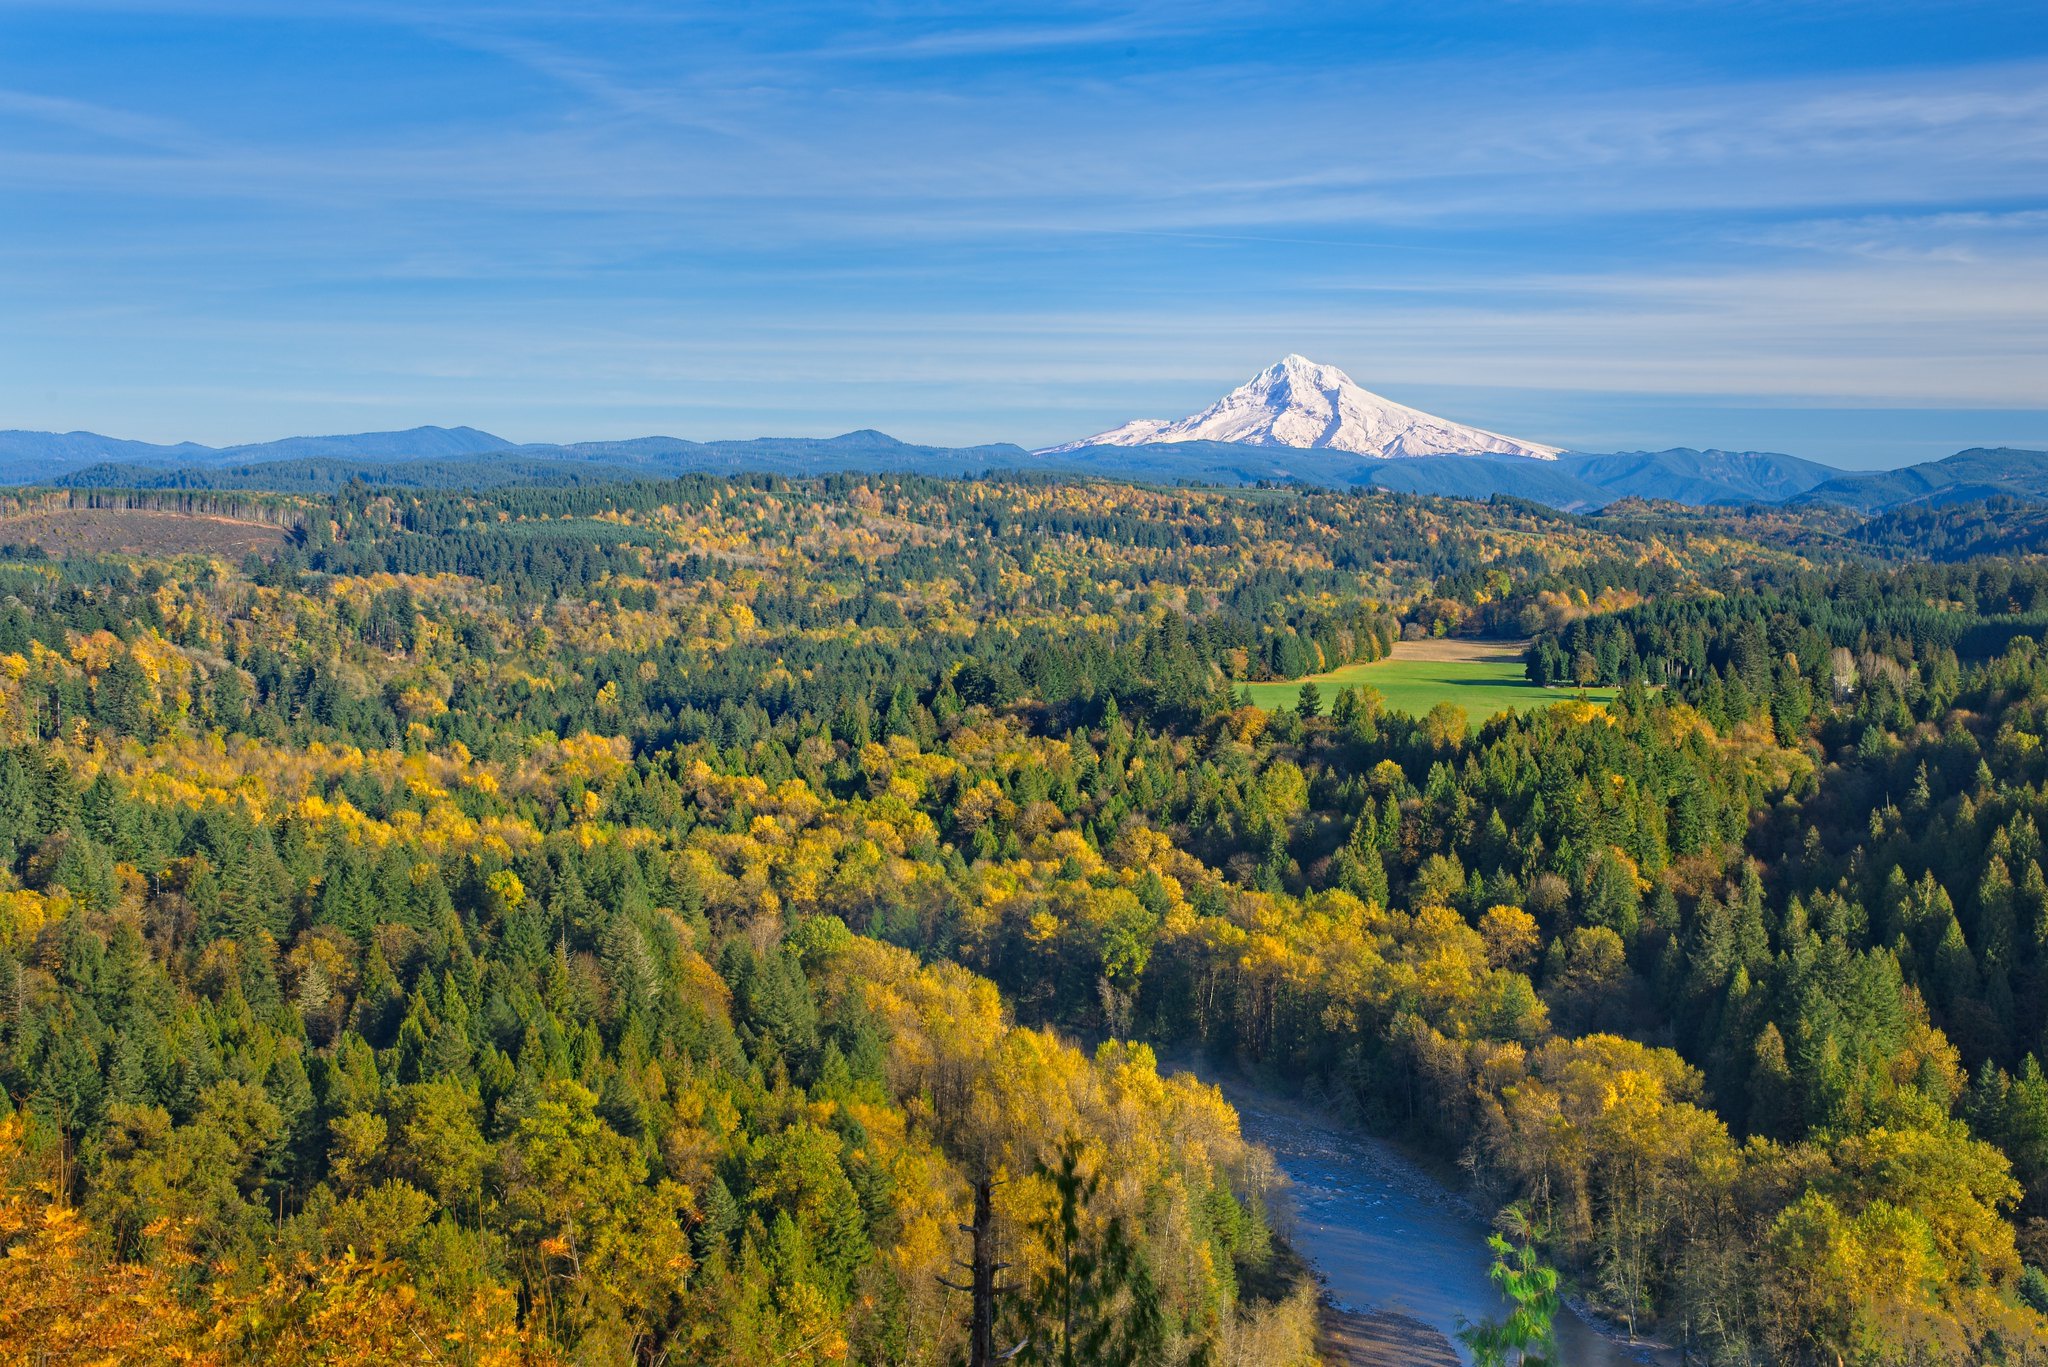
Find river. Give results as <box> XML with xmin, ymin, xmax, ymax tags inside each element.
<box><xmin>1202</xmin><ymin>1071</ymin><xmax>1679</xmax><ymax>1367</ymax></box>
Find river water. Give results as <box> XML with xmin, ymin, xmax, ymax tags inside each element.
<box><xmin>1203</xmin><ymin>1071</ymin><xmax>1677</xmax><ymax>1367</ymax></box>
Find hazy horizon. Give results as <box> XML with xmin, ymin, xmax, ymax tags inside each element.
<box><xmin>18</xmin><ymin>389</ymin><xmax>2048</xmax><ymax>472</ymax></box>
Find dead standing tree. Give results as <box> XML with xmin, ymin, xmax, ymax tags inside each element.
<box><xmin>939</xmin><ymin>1175</ymin><xmax>1027</xmax><ymax>1367</ymax></box>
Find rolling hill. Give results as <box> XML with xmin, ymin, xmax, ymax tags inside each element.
<box><xmin>1794</xmin><ymin>447</ymin><xmax>2048</xmax><ymax>512</ymax></box>
<box><xmin>13</xmin><ymin>419</ymin><xmax>2048</xmax><ymax>521</ymax></box>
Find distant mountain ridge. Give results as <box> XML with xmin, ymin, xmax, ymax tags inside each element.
<box><xmin>1040</xmin><ymin>355</ymin><xmax>1562</xmax><ymax>459</ymax></box>
<box><xmin>18</xmin><ymin>431</ymin><xmax>1837</xmax><ymax>510</ymax></box>
<box><xmin>0</xmin><ymin>426</ymin><xmax>1031</xmax><ymax>487</ymax></box>
<box><xmin>7</xmin><ymin>421</ymin><xmax>2046</xmax><ymax>518</ymax></box>
<box><xmin>1564</xmin><ymin>448</ymin><xmax>1842</xmax><ymax>505</ymax></box>
<box><xmin>1792</xmin><ymin>448</ymin><xmax>2048</xmax><ymax>512</ymax></box>
<box><xmin>497</xmin><ymin>430</ymin><xmax>1030</xmax><ymax>476</ymax></box>
<box><xmin>223</xmin><ymin>426</ymin><xmax>510</xmax><ymax>461</ymax></box>
<box><xmin>0</xmin><ymin>425</ymin><xmax>513</xmax><ymax>482</ymax></box>
<box><xmin>0</xmin><ymin>430</ymin><xmax>217</xmax><ymax>467</ymax></box>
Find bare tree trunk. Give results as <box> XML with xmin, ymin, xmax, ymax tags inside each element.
<box><xmin>941</xmin><ymin>1176</ymin><xmax>1021</xmax><ymax>1367</ymax></box>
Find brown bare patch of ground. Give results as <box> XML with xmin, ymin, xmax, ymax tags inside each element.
<box><xmin>1390</xmin><ymin>636</ymin><xmax>1532</xmax><ymax>664</ymax></box>
<box><xmin>0</xmin><ymin>509</ymin><xmax>289</xmax><ymax>559</ymax></box>
<box><xmin>1318</xmin><ymin>1305</ymin><xmax>1462</xmax><ymax>1367</ymax></box>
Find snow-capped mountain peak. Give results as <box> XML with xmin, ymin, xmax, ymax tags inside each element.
<box><xmin>1038</xmin><ymin>355</ymin><xmax>1560</xmax><ymax>460</ymax></box>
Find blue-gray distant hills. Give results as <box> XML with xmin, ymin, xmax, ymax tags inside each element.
<box><xmin>1789</xmin><ymin>448</ymin><xmax>2048</xmax><ymax>513</ymax></box>
<box><xmin>4</xmin><ymin>424</ymin><xmax>2045</xmax><ymax>514</ymax></box>
<box><xmin>0</xmin><ymin>424</ymin><xmax>511</xmax><ymax>477</ymax></box>
<box><xmin>2</xmin><ymin>426</ymin><xmax>1036</xmax><ymax>489</ymax></box>
<box><xmin>1335</xmin><ymin>447</ymin><xmax>1843</xmax><ymax>509</ymax></box>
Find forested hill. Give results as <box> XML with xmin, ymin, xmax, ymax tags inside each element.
<box><xmin>1797</xmin><ymin>448</ymin><xmax>2048</xmax><ymax>513</ymax></box>
<box><xmin>5</xmin><ymin>476</ymin><xmax>2048</xmax><ymax>1363</ymax></box>
<box><xmin>15</xmin><ymin>420</ymin><xmax>2047</xmax><ymax>517</ymax></box>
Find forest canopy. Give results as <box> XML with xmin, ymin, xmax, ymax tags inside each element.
<box><xmin>3</xmin><ymin>476</ymin><xmax>2048</xmax><ymax>1364</ymax></box>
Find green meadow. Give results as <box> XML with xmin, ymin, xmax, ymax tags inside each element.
<box><xmin>1238</xmin><ymin>639</ymin><xmax>1618</xmax><ymax>724</ymax></box>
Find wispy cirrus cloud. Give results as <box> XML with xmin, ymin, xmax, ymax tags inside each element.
<box><xmin>0</xmin><ymin>0</ymin><xmax>2044</xmax><ymax>451</ymax></box>
<box><xmin>0</xmin><ymin>86</ymin><xmax>218</xmax><ymax>152</ymax></box>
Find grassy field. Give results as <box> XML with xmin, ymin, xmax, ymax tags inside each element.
<box><xmin>1239</xmin><ymin>637</ymin><xmax>1617</xmax><ymax>724</ymax></box>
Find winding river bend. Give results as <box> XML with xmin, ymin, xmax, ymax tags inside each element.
<box><xmin>1204</xmin><ymin>1072</ymin><xmax>1678</xmax><ymax>1367</ymax></box>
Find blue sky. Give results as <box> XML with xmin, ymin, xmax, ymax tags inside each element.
<box><xmin>3</xmin><ymin>1</ymin><xmax>2046</xmax><ymax>466</ymax></box>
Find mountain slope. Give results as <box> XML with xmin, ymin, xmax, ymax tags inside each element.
<box><xmin>1357</xmin><ymin>455</ymin><xmax>1610</xmax><ymax>507</ymax></box>
<box><xmin>51</xmin><ymin>456</ymin><xmax>652</xmax><ymax>493</ymax></box>
<box><xmin>1847</xmin><ymin>496</ymin><xmax>2048</xmax><ymax>561</ymax></box>
<box><xmin>508</xmin><ymin>430</ymin><xmax>1032</xmax><ymax>476</ymax></box>
<box><xmin>2</xmin><ymin>427</ymin><xmax>1030</xmax><ymax>487</ymax></box>
<box><xmin>1040</xmin><ymin>355</ymin><xmax>1561</xmax><ymax>459</ymax></box>
<box><xmin>1561</xmin><ymin>449</ymin><xmax>1840</xmax><ymax>505</ymax></box>
<box><xmin>1796</xmin><ymin>448</ymin><xmax>2048</xmax><ymax>512</ymax></box>
<box><xmin>215</xmin><ymin>425</ymin><xmax>510</xmax><ymax>461</ymax></box>
<box><xmin>1031</xmin><ymin>444</ymin><xmax>1829</xmax><ymax>509</ymax></box>
<box><xmin>22</xmin><ymin>419</ymin><xmax>2042</xmax><ymax>520</ymax></box>
<box><xmin>0</xmin><ymin>430</ymin><xmax>215</xmax><ymax>481</ymax></box>
<box><xmin>0</xmin><ymin>425</ymin><xmax>511</xmax><ymax>482</ymax></box>
<box><xmin>26</xmin><ymin>432</ymin><xmax>1840</xmax><ymax>511</ymax></box>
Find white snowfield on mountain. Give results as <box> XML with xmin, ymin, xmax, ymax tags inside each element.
<box><xmin>1038</xmin><ymin>355</ymin><xmax>1561</xmax><ymax>460</ymax></box>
